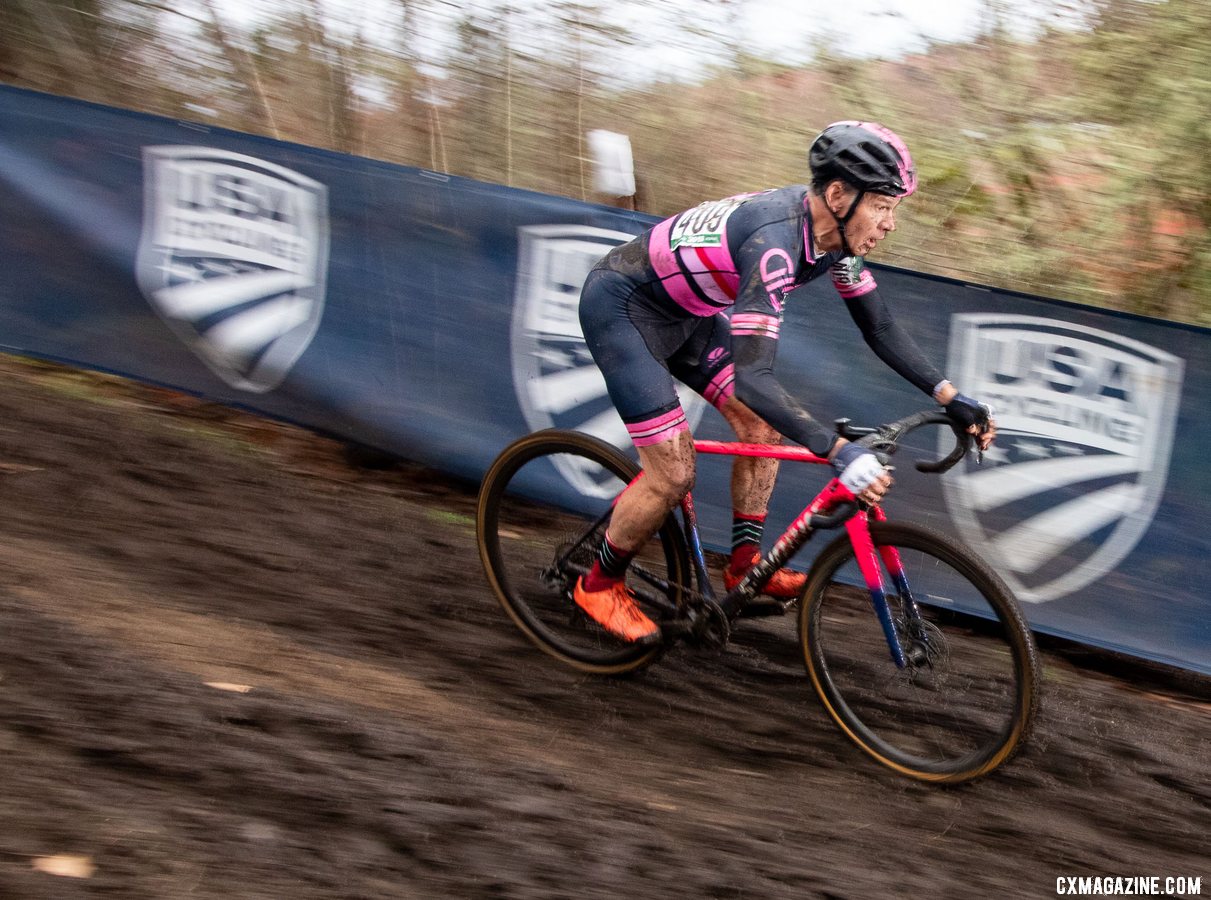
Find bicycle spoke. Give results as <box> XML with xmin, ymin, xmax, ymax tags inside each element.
<box><xmin>478</xmin><ymin>431</ymin><xmax>691</xmax><ymax>674</ymax></box>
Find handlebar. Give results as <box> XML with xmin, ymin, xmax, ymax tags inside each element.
<box><xmin>834</xmin><ymin>409</ymin><xmax>975</xmax><ymax>474</ymax></box>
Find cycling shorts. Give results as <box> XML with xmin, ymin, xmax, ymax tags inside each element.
<box><xmin>579</xmin><ymin>267</ymin><xmax>736</xmax><ymax>448</ymax></box>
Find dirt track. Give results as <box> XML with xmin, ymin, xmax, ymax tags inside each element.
<box><xmin>0</xmin><ymin>356</ymin><xmax>1207</xmax><ymax>899</ymax></box>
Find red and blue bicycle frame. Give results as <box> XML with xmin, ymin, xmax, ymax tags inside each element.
<box><xmin>681</xmin><ymin>439</ymin><xmax>924</xmax><ymax>668</ymax></box>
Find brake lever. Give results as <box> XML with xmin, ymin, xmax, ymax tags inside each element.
<box><xmin>855</xmin><ymin>423</ymin><xmax>902</xmax><ymax>459</ymax></box>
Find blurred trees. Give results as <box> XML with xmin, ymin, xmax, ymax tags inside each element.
<box><xmin>0</xmin><ymin>0</ymin><xmax>189</xmax><ymax>110</ymax></box>
<box><xmin>0</xmin><ymin>0</ymin><xmax>1208</xmax><ymax>325</ymax></box>
<box><xmin>1070</xmin><ymin>0</ymin><xmax>1211</xmax><ymax>322</ymax></box>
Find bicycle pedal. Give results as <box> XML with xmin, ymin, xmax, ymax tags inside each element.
<box><xmin>736</xmin><ymin>595</ymin><xmax>794</xmax><ymax>618</ymax></box>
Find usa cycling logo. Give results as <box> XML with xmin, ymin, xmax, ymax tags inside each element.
<box><xmin>512</xmin><ymin>225</ymin><xmax>706</xmax><ymax>498</ymax></box>
<box><xmin>943</xmin><ymin>314</ymin><xmax>1183</xmax><ymax>602</ymax></box>
<box><xmin>136</xmin><ymin>146</ymin><xmax>330</xmax><ymax>393</ymax></box>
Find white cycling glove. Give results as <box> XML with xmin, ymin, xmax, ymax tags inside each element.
<box><xmin>831</xmin><ymin>442</ymin><xmax>886</xmax><ymax>495</ymax></box>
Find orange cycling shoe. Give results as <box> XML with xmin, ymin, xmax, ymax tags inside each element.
<box><xmin>573</xmin><ymin>578</ymin><xmax>660</xmax><ymax>644</ymax></box>
<box><xmin>723</xmin><ymin>550</ymin><xmax>806</xmax><ymax>601</ymax></box>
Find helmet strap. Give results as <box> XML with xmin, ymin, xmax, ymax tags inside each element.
<box><xmin>828</xmin><ymin>187</ymin><xmax>865</xmax><ymax>257</ymax></box>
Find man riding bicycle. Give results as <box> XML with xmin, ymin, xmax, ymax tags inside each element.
<box><xmin>576</xmin><ymin>120</ymin><xmax>996</xmax><ymax>643</ymax></box>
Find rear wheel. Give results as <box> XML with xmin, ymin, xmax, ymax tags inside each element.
<box><xmin>477</xmin><ymin>429</ymin><xmax>692</xmax><ymax>674</ymax></box>
<box><xmin>799</xmin><ymin>521</ymin><xmax>1040</xmax><ymax>783</ymax></box>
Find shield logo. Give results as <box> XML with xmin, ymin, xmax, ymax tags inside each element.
<box><xmin>942</xmin><ymin>314</ymin><xmax>1184</xmax><ymax>602</ymax></box>
<box><xmin>511</xmin><ymin>224</ymin><xmax>706</xmax><ymax>498</ymax></box>
<box><xmin>136</xmin><ymin>146</ymin><xmax>330</xmax><ymax>393</ymax></box>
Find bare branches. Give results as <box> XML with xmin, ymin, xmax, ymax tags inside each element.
<box><xmin>1</xmin><ymin>0</ymin><xmax>1209</xmax><ymax>323</ymax></box>
<box><xmin>200</xmin><ymin>0</ymin><xmax>280</xmax><ymax>138</ymax></box>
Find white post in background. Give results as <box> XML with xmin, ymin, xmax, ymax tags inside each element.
<box><xmin>586</xmin><ymin>129</ymin><xmax>637</xmax><ymax>209</ymax></box>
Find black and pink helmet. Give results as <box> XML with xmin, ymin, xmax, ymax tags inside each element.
<box><xmin>809</xmin><ymin>121</ymin><xmax>918</xmax><ymax>197</ymax></box>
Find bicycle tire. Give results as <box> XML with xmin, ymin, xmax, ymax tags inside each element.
<box><xmin>799</xmin><ymin>521</ymin><xmax>1040</xmax><ymax>783</ymax></box>
<box><xmin>477</xmin><ymin>429</ymin><xmax>692</xmax><ymax>674</ymax></box>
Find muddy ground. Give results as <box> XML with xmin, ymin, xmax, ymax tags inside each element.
<box><xmin>0</xmin><ymin>356</ymin><xmax>1206</xmax><ymax>899</ymax></box>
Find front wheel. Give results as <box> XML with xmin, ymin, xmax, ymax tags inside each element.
<box><xmin>799</xmin><ymin>521</ymin><xmax>1040</xmax><ymax>783</ymax></box>
<box><xmin>477</xmin><ymin>429</ymin><xmax>692</xmax><ymax>674</ymax></box>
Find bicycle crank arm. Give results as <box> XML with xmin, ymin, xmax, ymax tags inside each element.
<box><xmin>659</xmin><ymin>599</ymin><xmax>730</xmax><ymax>650</ymax></box>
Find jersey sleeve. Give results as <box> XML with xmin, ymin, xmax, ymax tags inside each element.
<box><xmin>830</xmin><ymin>255</ymin><xmax>878</xmax><ymax>299</ymax></box>
<box><xmin>727</xmin><ymin>221</ymin><xmax>839</xmax><ymax>457</ymax></box>
<box><xmin>729</xmin><ymin>332</ymin><xmax>839</xmax><ymax>456</ymax></box>
<box><xmin>832</xmin><ymin>255</ymin><xmax>946</xmax><ymax>395</ymax></box>
<box><xmin>843</xmin><ymin>286</ymin><xmax>946</xmax><ymax>395</ymax></box>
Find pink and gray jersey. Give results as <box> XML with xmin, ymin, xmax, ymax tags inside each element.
<box><xmin>587</xmin><ymin>185</ymin><xmax>944</xmax><ymax>455</ymax></box>
<box><xmin>604</xmin><ymin>185</ymin><xmax>872</xmax><ymax>324</ymax></box>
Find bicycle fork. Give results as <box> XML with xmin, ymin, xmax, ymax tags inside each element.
<box><xmin>845</xmin><ymin>507</ymin><xmax>930</xmax><ymax>668</ymax></box>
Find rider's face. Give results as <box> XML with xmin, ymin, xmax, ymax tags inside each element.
<box><xmin>844</xmin><ymin>193</ymin><xmax>901</xmax><ymax>257</ymax></box>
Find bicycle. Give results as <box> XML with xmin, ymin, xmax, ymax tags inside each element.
<box><xmin>476</xmin><ymin>409</ymin><xmax>1040</xmax><ymax>783</ymax></box>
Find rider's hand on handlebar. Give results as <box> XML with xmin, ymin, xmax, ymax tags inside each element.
<box><xmin>943</xmin><ymin>393</ymin><xmax>998</xmax><ymax>453</ymax></box>
<box><xmin>830</xmin><ymin>440</ymin><xmax>893</xmax><ymax>505</ymax></box>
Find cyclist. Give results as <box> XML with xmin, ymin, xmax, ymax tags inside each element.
<box><xmin>576</xmin><ymin>120</ymin><xmax>996</xmax><ymax>643</ymax></box>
